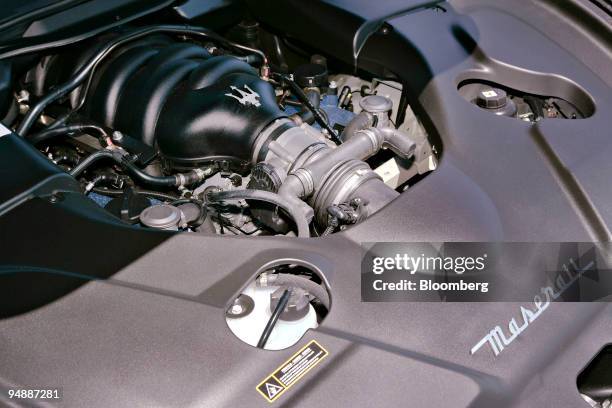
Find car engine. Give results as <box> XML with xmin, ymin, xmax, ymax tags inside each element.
<box><xmin>4</xmin><ymin>23</ymin><xmax>436</xmax><ymax>237</ymax></box>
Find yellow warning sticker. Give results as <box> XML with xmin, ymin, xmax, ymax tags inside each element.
<box><xmin>256</xmin><ymin>340</ymin><xmax>328</xmax><ymax>403</ymax></box>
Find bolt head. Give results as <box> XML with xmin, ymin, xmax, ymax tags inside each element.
<box><xmin>111</xmin><ymin>131</ymin><xmax>123</xmax><ymax>142</ymax></box>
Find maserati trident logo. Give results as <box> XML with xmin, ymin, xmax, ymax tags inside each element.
<box><xmin>225</xmin><ymin>84</ymin><xmax>261</xmax><ymax>107</ymax></box>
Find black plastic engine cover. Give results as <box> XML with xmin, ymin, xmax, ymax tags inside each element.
<box><xmin>156</xmin><ymin>64</ymin><xmax>284</xmax><ymax>169</ymax></box>
<box><xmin>37</xmin><ymin>36</ymin><xmax>286</xmax><ymax>170</ymax></box>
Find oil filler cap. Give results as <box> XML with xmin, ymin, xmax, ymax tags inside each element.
<box><xmin>476</xmin><ymin>87</ymin><xmax>508</xmax><ymax>109</ymax></box>
<box><xmin>475</xmin><ymin>86</ymin><xmax>517</xmax><ymax>117</ymax></box>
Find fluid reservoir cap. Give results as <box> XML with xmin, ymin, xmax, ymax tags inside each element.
<box><xmin>270</xmin><ymin>287</ymin><xmax>310</xmax><ymax>321</ymax></box>
<box><xmin>476</xmin><ymin>87</ymin><xmax>508</xmax><ymax>109</ymax></box>
<box><xmin>140</xmin><ymin>204</ymin><xmax>182</xmax><ymax>230</ymax></box>
<box><xmin>360</xmin><ymin>95</ymin><xmax>393</xmax><ymax>113</ymax></box>
<box><xmin>294</xmin><ymin>63</ymin><xmax>328</xmax><ymax>88</ymax></box>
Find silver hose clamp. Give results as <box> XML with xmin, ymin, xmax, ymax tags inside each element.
<box><xmin>291</xmin><ymin>168</ymin><xmax>315</xmax><ymax>197</ymax></box>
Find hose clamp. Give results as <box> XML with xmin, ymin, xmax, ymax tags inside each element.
<box><xmin>176</xmin><ymin>173</ymin><xmax>187</xmax><ymax>186</ymax></box>
<box><xmin>193</xmin><ymin>167</ymin><xmax>211</xmax><ymax>181</ymax></box>
<box><xmin>291</xmin><ymin>168</ymin><xmax>314</xmax><ymax>197</ymax></box>
<box><xmin>360</xmin><ymin>128</ymin><xmax>383</xmax><ymax>153</ymax></box>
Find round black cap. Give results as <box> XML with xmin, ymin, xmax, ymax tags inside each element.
<box><xmin>294</xmin><ymin>63</ymin><xmax>328</xmax><ymax>88</ymax></box>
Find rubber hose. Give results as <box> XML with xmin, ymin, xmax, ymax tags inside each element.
<box><xmin>69</xmin><ymin>149</ymin><xmax>201</xmax><ymax>188</ymax></box>
<box><xmin>206</xmin><ymin>189</ymin><xmax>311</xmax><ymax>238</ymax></box>
<box><xmin>120</xmin><ymin>159</ymin><xmax>178</xmax><ymax>187</ymax></box>
<box><xmin>28</xmin><ymin>123</ymin><xmax>107</xmax><ymax>145</ymax></box>
<box><xmin>44</xmin><ymin>112</ymin><xmax>73</xmax><ymax>131</ymax></box>
<box><xmin>340</xmin><ymin>111</ymin><xmax>372</xmax><ymax>142</ymax></box>
<box><xmin>85</xmin><ymin>172</ymin><xmax>121</xmax><ymax>193</ymax></box>
<box><xmin>260</xmin><ymin>273</ymin><xmax>330</xmax><ymax>310</ymax></box>
<box><xmin>91</xmin><ymin>187</ymin><xmax>178</xmax><ymax>202</ymax></box>
<box><xmin>69</xmin><ymin>150</ymin><xmax>115</xmax><ymax>177</ymax></box>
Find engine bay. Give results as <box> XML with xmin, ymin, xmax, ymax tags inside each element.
<box><xmin>0</xmin><ymin>0</ymin><xmax>611</xmax><ymax>405</ymax></box>
<box><xmin>3</xmin><ymin>21</ymin><xmax>436</xmax><ymax>238</ymax></box>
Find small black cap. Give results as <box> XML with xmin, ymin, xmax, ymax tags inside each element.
<box><xmin>294</xmin><ymin>63</ymin><xmax>328</xmax><ymax>88</ymax></box>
